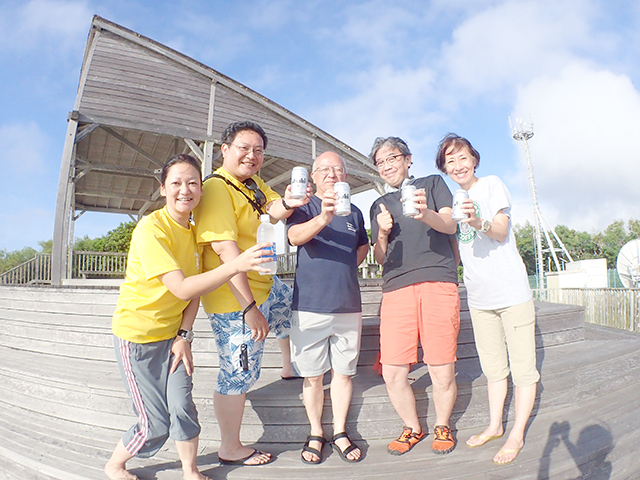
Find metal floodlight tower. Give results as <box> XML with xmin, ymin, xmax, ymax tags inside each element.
<box><xmin>509</xmin><ymin>117</ymin><xmax>573</xmax><ymax>288</ymax></box>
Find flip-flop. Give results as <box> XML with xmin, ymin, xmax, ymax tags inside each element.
<box><xmin>331</xmin><ymin>432</ymin><xmax>362</xmax><ymax>463</ymax></box>
<box><xmin>219</xmin><ymin>449</ymin><xmax>273</xmax><ymax>466</ymax></box>
<box><xmin>301</xmin><ymin>435</ymin><xmax>326</xmax><ymax>464</ymax></box>
<box><xmin>493</xmin><ymin>446</ymin><xmax>522</xmax><ymax>464</ymax></box>
<box><xmin>466</xmin><ymin>433</ymin><xmax>503</xmax><ymax>448</ymax></box>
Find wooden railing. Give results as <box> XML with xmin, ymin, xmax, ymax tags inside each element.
<box><xmin>73</xmin><ymin>251</ymin><xmax>128</xmax><ymax>278</ymax></box>
<box><xmin>1</xmin><ymin>247</ymin><xmax>381</xmax><ymax>285</ymax></box>
<box><xmin>0</xmin><ymin>253</ymin><xmax>52</xmax><ymax>285</ymax></box>
<box><xmin>533</xmin><ymin>288</ymin><xmax>640</xmax><ymax>332</ymax></box>
<box><xmin>276</xmin><ymin>246</ymin><xmax>382</xmax><ymax>279</ymax></box>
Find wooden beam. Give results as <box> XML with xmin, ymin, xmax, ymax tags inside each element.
<box><xmin>74</xmin><ymin>123</ymin><xmax>99</xmax><ymax>144</ymax></box>
<box><xmin>77</xmin><ymin>190</ymin><xmax>155</xmax><ymax>202</ymax></box>
<box><xmin>75</xmin><ymin>156</ymin><xmax>158</xmax><ymax>178</ymax></box>
<box><xmin>266</xmin><ymin>170</ymin><xmax>291</xmax><ymax>187</ymax></box>
<box><xmin>184</xmin><ymin>138</ymin><xmax>204</xmax><ymax>162</ymax></box>
<box><xmin>52</xmin><ymin>117</ymin><xmax>78</xmax><ymax>285</ymax></box>
<box><xmin>100</xmin><ymin>125</ymin><xmax>165</xmax><ymax>167</ymax></box>
<box><xmin>75</xmin><ymin>203</ymin><xmax>161</xmax><ymax>216</ymax></box>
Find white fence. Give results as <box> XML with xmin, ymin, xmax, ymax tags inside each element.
<box><xmin>277</xmin><ymin>247</ymin><xmax>382</xmax><ymax>279</ymax></box>
<box><xmin>533</xmin><ymin>288</ymin><xmax>640</xmax><ymax>332</ymax></box>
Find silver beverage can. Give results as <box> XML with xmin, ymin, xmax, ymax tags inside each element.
<box><xmin>290</xmin><ymin>166</ymin><xmax>308</xmax><ymax>199</ymax></box>
<box><xmin>452</xmin><ymin>189</ymin><xmax>469</xmax><ymax>222</ymax></box>
<box><xmin>334</xmin><ymin>182</ymin><xmax>351</xmax><ymax>216</ymax></box>
<box><xmin>401</xmin><ymin>184</ymin><xmax>419</xmax><ymax>217</ymax></box>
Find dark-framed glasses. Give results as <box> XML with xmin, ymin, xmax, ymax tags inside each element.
<box><xmin>375</xmin><ymin>153</ymin><xmax>405</xmax><ymax>168</ymax></box>
<box><xmin>243</xmin><ymin>178</ymin><xmax>267</xmax><ymax>207</ymax></box>
<box><xmin>232</xmin><ymin>143</ymin><xmax>265</xmax><ymax>157</ymax></box>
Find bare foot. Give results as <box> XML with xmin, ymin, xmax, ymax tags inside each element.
<box><xmin>219</xmin><ymin>446</ymin><xmax>272</xmax><ymax>466</ymax></box>
<box><xmin>466</xmin><ymin>426</ymin><xmax>504</xmax><ymax>447</ymax></box>
<box><xmin>493</xmin><ymin>437</ymin><xmax>524</xmax><ymax>464</ymax></box>
<box><xmin>183</xmin><ymin>471</ymin><xmax>212</xmax><ymax>480</ymax></box>
<box><xmin>241</xmin><ymin>450</ymin><xmax>271</xmax><ymax>465</ymax></box>
<box><xmin>280</xmin><ymin>366</ymin><xmax>297</xmax><ymax>379</ymax></box>
<box><xmin>104</xmin><ymin>463</ymin><xmax>138</xmax><ymax>480</ymax></box>
<box><xmin>302</xmin><ymin>437</ymin><xmax>324</xmax><ymax>463</ymax></box>
<box><xmin>334</xmin><ymin>435</ymin><xmax>361</xmax><ymax>461</ymax></box>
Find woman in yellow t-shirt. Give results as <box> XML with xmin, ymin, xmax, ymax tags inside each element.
<box><xmin>105</xmin><ymin>154</ymin><xmax>270</xmax><ymax>480</ymax></box>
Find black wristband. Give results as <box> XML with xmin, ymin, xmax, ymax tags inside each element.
<box><xmin>243</xmin><ymin>300</ymin><xmax>257</xmax><ymax>317</ymax></box>
<box><xmin>281</xmin><ymin>198</ymin><xmax>292</xmax><ymax>210</ymax></box>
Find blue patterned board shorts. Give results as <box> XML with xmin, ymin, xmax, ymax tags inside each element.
<box><xmin>208</xmin><ymin>276</ymin><xmax>292</xmax><ymax>395</ymax></box>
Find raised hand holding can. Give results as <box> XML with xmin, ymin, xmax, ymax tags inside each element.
<box><xmin>452</xmin><ymin>189</ymin><xmax>469</xmax><ymax>222</ymax></box>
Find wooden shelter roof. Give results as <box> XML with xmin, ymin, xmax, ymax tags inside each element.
<box><xmin>70</xmin><ymin>15</ymin><xmax>381</xmax><ymax>219</ymax></box>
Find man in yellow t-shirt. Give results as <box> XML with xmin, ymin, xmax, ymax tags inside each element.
<box><xmin>193</xmin><ymin>120</ymin><xmax>310</xmax><ymax>466</ymax></box>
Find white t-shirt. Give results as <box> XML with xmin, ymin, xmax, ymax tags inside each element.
<box><xmin>456</xmin><ymin>175</ymin><xmax>532</xmax><ymax>310</ymax></box>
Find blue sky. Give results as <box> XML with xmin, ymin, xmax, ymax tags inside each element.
<box><xmin>2</xmin><ymin>0</ymin><xmax>640</xmax><ymax>251</ymax></box>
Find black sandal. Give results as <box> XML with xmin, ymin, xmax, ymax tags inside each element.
<box><xmin>301</xmin><ymin>435</ymin><xmax>326</xmax><ymax>464</ymax></box>
<box><xmin>331</xmin><ymin>432</ymin><xmax>363</xmax><ymax>463</ymax></box>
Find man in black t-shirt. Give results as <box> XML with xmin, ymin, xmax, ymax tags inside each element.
<box><xmin>369</xmin><ymin>136</ymin><xmax>460</xmax><ymax>456</ymax></box>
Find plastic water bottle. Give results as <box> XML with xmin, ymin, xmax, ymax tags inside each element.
<box><xmin>256</xmin><ymin>214</ymin><xmax>277</xmax><ymax>275</ymax></box>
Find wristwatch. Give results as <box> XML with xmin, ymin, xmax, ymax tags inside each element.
<box><xmin>480</xmin><ymin>218</ymin><xmax>491</xmax><ymax>233</ymax></box>
<box><xmin>281</xmin><ymin>198</ymin><xmax>293</xmax><ymax>210</ymax></box>
<box><xmin>177</xmin><ymin>329</ymin><xmax>194</xmax><ymax>344</ymax></box>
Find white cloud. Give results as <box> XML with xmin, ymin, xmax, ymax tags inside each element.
<box><xmin>0</xmin><ymin>0</ymin><xmax>91</xmax><ymax>51</ymax></box>
<box><xmin>328</xmin><ymin>1</ymin><xmax>424</xmax><ymax>59</ymax></box>
<box><xmin>512</xmin><ymin>61</ymin><xmax>640</xmax><ymax>232</ymax></box>
<box><xmin>313</xmin><ymin>65</ymin><xmax>441</xmax><ymax>157</ymax></box>
<box><xmin>439</xmin><ymin>0</ymin><xmax>597</xmax><ymax>97</ymax></box>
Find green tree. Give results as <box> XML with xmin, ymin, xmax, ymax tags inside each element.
<box><xmin>73</xmin><ymin>235</ymin><xmax>103</xmax><ymax>252</ymax></box>
<box><xmin>593</xmin><ymin>220</ymin><xmax>631</xmax><ymax>269</ymax></box>
<box><xmin>514</xmin><ymin>221</ymin><xmax>537</xmax><ymax>275</ymax></box>
<box><xmin>99</xmin><ymin>221</ymin><xmax>136</xmax><ymax>253</ymax></box>
<box><xmin>73</xmin><ymin>221</ymin><xmax>136</xmax><ymax>253</ymax></box>
<box><xmin>0</xmin><ymin>246</ymin><xmax>38</xmax><ymax>274</ymax></box>
<box><xmin>627</xmin><ymin>219</ymin><xmax>640</xmax><ymax>240</ymax></box>
<box><xmin>554</xmin><ymin>225</ymin><xmax>598</xmax><ymax>262</ymax></box>
<box><xmin>38</xmin><ymin>240</ymin><xmax>53</xmax><ymax>254</ymax></box>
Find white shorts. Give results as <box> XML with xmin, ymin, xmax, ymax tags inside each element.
<box><xmin>289</xmin><ymin>311</ymin><xmax>362</xmax><ymax>377</ymax></box>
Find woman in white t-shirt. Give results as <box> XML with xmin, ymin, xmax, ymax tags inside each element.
<box><xmin>435</xmin><ymin>133</ymin><xmax>540</xmax><ymax>465</ymax></box>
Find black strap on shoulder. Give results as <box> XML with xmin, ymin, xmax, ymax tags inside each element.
<box><xmin>204</xmin><ymin>173</ymin><xmax>265</xmax><ymax>215</ymax></box>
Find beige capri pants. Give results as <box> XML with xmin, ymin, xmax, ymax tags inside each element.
<box><xmin>469</xmin><ymin>299</ymin><xmax>540</xmax><ymax>387</ymax></box>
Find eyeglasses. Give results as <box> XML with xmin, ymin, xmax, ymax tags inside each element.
<box><xmin>374</xmin><ymin>153</ymin><xmax>405</xmax><ymax>168</ymax></box>
<box><xmin>231</xmin><ymin>143</ymin><xmax>265</xmax><ymax>157</ymax></box>
<box><xmin>313</xmin><ymin>165</ymin><xmax>345</xmax><ymax>176</ymax></box>
<box><xmin>243</xmin><ymin>178</ymin><xmax>267</xmax><ymax>207</ymax></box>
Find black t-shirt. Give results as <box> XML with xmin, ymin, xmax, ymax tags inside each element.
<box><xmin>369</xmin><ymin>175</ymin><xmax>458</xmax><ymax>292</ymax></box>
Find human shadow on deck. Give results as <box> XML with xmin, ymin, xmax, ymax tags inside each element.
<box><xmin>538</xmin><ymin>421</ymin><xmax>613</xmax><ymax>480</ymax></box>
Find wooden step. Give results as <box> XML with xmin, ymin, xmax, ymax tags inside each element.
<box><xmin>1</xmin><ymin>340</ymin><xmax>639</xmax><ymax>479</ymax></box>
<box><xmin>2</xmin><ymin>283</ymin><xmax>639</xmax><ymax>479</ymax></box>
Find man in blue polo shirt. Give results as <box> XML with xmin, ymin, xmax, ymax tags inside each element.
<box><xmin>286</xmin><ymin>151</ymin><xmax>369</xmax><ymax>465</ymax></box>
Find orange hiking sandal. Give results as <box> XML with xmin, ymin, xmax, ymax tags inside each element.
<box><xmin>432</xmin><ymin>425</ymin><xmax>455</xmax><ymax>454</ymax></box>
<box><xmin>387</xmin><ymin>426</ymin><xmax>425</xmax><ymax>455</ymax></box>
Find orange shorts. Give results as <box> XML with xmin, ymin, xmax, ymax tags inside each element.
<box><xmin>380</xmin><ymin>281</ymin><xmax>460</xmax><ymax>366</ymax></box>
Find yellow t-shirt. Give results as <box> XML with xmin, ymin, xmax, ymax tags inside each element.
<box><xmin>112</xmin><ymin>207</ymin><xmax>201</xmax><ymax>343</ymax></box>
<box><xmin>193</xmin><ymin>167</ymin><xmax>280</xmax><ymax>313</ymax></box>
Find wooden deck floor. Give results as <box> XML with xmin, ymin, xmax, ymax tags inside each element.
<box><xmin>1</xmin><ymin>284</ymin><xmax>639</xmax><ymax>479</ymax></box>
